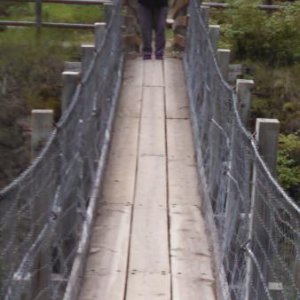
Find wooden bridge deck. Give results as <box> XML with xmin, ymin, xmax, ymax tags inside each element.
<box><xmin>78</xmin><ymin>57</ymin><xmax>216</xmax><ymax>300</ymax></box>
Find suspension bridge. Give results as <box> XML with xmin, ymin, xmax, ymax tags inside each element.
<box><xmin>0</xmin><ymin>0</ymin><xmax>299</xmax><ymax>300</ymax></box>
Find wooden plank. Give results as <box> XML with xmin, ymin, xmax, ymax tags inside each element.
<box><xmin>128</xmin><ymin>206</ymin><xmax>169</xmax><ymax>272</ymax></box>
<box><xmin>165</xmin><ymin>86</ymin><xmax>189</xmax><ymax>119</ymax></box>
<box><xmin>139</xmin><ymin>117</ymin><xmax>165</xmax><ymax>157</ymax></box>
<box><xmin>144</xmin><ymin>60</ymin><xmax>164</xmax><ymax>87</ymax></box>
<box><xmin>110</xmin><ymin>116</ymin><xmax>139</xmax><ymax>157</ymax></box>
<box><xmin>164</xmin><ymin>58</ymin><xmax>185</xmax><ymax>88</ymax></box>
<box><xmin>142</xmin><ymin>86</ymin><xmax>164</xmax><ymax>119</ymax></box>
<box><xmin>123</xmin><ymin>58</ymin><xmax>143</xmax><ymax>86</ymax></box>
<box><xmin>102</xmin><ymin>150</ymin><xmax>137</xmax><ymax>204</ymax></box>
<box><xmin>168</xmin><ymin>160</ymin><xmax>199</xmax><ymax>205</ymax></box>
<box><xmin>135</xmin><ymin>156</ymin><xmax>167</xmax><ymax>207</ymax></box>
<box><xmin>139</xmin><ymin>85</ymin><xmax>165</xmax><ymax>156</ymax></box>
<box><xmin>164</xmin><ymin>58</ymin><xmax>189</xmax><ymax>119</ymax></box>
<box><xmin>126</xmin><ymin>273</ymin><xmax>171</xmax><ymax>300</ymax></box>
<box><xmin>167</xmin><ymin>119</ymin><xmax>195</xmax><ymax>161</ymax></box>
<box><xmin>102</xmin><ymin>76</ymin><xmax>140</xmax><ymax>204</ymax></box>
<box><xmin>78</xmin><ymin>204</ymin><xmax>131</xmax><ymax>300</ymax></box>
<box><xmin>118</xmin><ymin>85</ymin><xmax>142</xmax><ymax>118</ymax></box>
<box><xmin>170</xmin><ymin>204</ymin><xmax>216</xmax><ymax>300</ymax></box>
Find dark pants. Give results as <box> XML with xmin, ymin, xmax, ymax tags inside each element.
<box><xmin>138</xmin><ymin>4</ymin><xmax>168</xmax><ymax>58</ymax></box>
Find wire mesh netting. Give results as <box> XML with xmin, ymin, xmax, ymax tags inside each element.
<box><xmin>184</xmin><ymin>1</ymin><xmax>300</xmax><ymax>300</ymax></box>
<box><xmin>0</xmin><ymin>0</ymin><xmax>123</xmax><ymax>298</ymax></box>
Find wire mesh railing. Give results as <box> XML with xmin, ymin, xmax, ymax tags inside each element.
<box><xmin>0</xmin><ymin>0</ymin><xmax>123</xmax><ymax>298</ymax></box>
<box><xmin>184</xmin><ymin>1</ymin><xmax>300</xmax><ymax>299</ymax></box>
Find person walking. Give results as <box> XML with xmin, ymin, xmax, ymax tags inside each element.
<box><xmin>137</xmin><ymin>0</ymin><xmax>168</xmax><ymax>60</ymax></box>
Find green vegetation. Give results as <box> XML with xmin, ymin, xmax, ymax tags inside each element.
<box><xmin>210</xmin><ymin>0</ymin><xmax>300</xmax><ymax>202</ymax></box>
<box><xmin>0</xmin><ymin>3</ymin><xmax>103</xmax><ymax>188</ymax></box>
<box><xmin>0</xmin><ymin>2</ymin><xmax>103</xmax><ymax>23</ymax></box>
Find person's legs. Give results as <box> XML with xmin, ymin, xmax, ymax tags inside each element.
<box><xmin>138</xmin><ymin>4</ymin><xmax>153</xmax><ymax>59</ymax></box>
<box><xmin>153</xmin><ymin>6</ymin><xmax>168</xmax><ymax>59</ymax></box>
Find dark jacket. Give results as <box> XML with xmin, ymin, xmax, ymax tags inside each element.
<box><xmin>138</xmin><ymin>0</ymin><xmax>168</xmax><ymax>8</ymax></box>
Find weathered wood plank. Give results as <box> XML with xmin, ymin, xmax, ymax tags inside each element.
<box><xmin>139</xmin><ymin>86</ymin><xmax>165</xmax><ymax>156</ymax></box>
<box><xmin>102</xmin><ymin>151</ymin><xmax>137</xmax><ymax>204</ymax></box>
<box><xmin>134</xmin><ymin>156</ymin><xmax>167</xmax><ymax>207</ymax></box>
<box><xmin>168</xmin><ymin>160</ymin><xmax>199</xmax><ymax>205</ymax></box>
<box><xmin>123</xmin><ymin>58</ymin><xmax>143</xmax><ymax>86</ymax></box>
<box><xmin>170</xmin><ymin>204</ymin><xmax>215</xmax><ymax>300</ymax></box>
<box><xmin>128</xmin><ymin>206</ymin><xmax>169</xmax><ymax>272</ymax></box>
<box><xmin>165</xmin><ymin>86</ymin><xmax>189</xmax><ymax>119</ymax></box>
<box><xmin>164</xmin><ymin>58</ymin><xmax>185</xmax><ymax>88</ymax></box>
<box><xmin>110</xmin><ymin>116</ymin><xmax>139</xmax><ymax>157</ymax></box>
<box><xmin>126</xmin><ymin>61</ymin><xmax>170</xmax><ymax>298</ymax></box>
<box><xmin>165</xmin><ymin>57</ymin><xmax>216</xmax><ymax>299</ymax></box>
<box><xmin>144</xmin><ymin>60</ymin><xmax>164</xmax><ymax>87</ymax></box>
<box><xmin>139</xmin><ymin>117</ymin><xmax>165</xmax><ymax>156</ymax></box>
<box><xmin>167</xmin><ymin>119</ymin><xmax>195</xmax><ymax>161</ymax></box>
<box><xmin>126</xmin><ymin>272</ymin><xmax>171</xmax><ymax>300</ymax></box>
<box><xmin>102</xmin><ymin>116</ymin><xmax>139</xmax><ymax>204</ymax></box>
<box><xmin>79</xmin><ymin>204</ymin><xmax>132</xmax><ymax>300</ymax></box>
<box><xmin>164</xmin><ymin>58</ymin><xmax>189</xmax><ymax>119</ymax></box>
<box><xmin>118</xmin><ymin>85</ymin><xmax>142</xmax><ymax>118</ymax></box>
<box><xmin>142</xmin><ymin>86</ymin><xmax>164</xmax><ymax>119</ymax></box>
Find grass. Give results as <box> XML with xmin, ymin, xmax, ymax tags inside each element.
<box><xmin>0</xmin><ymin>3</ymin><xmax>104</xmax><ymax>24</ymax></box>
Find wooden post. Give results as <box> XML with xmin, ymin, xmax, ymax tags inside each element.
<box><xmin>81</xmin><ymin>45</ymin><xmax>95</xmax><ymax>76</ymax></box>
<box><xmin>246</xmin><ymin>118</ymin><xmax>280</xmax><ymax>300</ymax></box>
<box><xmin>255</xmin><ymin>118</ymin><xmax>279</xmax><ymax>176</ymax></box>
<box><xmin>64</xmin><ymin>61</ymin><xmax>81</xmax><ymax>73</ymax></box>
<box><xmin>209</xmin><ymin>25</ymin><xmax>220</xmax><ymax>53</ymax></box>
<box><xmin>31</xmin><ymin>109</ymin><xmax>54</xmax><ymax>159</ymax></box>
<box><xmin>228</xmin><ymin>64</ymin><xmax>243</xmax><ymax>84</ymax></box>
<box><xmin>236</xmin><ymin>79</ymin><xmax>255</xmax><ymax>126</ymax></box>
<box><xmin>123</xmin><ymin>0</ymin><xmax>141</xmax><ymax>52</ymax></box>
<box><xmin>35</xmin><ymin>0</ymin><xmax>42</xmax><ymax>33</ymax></box>
<box><xmin>30</xmin><ymin>109</ymin><xmax>54</xmax><ymax>300</ymax></box>
<box><xmin>217</xmin><ymin>49</ymin><xmax>231</xmax><ymax>80</ymax></box>
<box><xmin>104</xmin><ymin>3</ymin><xmax>114</xmax><ymax>24</ymax></box>
<box><xmin>94</xmin><ymin>22</ymin><xmax>106</xmax><ymax>50</ymax></box>
<box><xmin>62</xmin><ymin>71</ymin><xmax>80</xmax><ymax>113</ymax></box>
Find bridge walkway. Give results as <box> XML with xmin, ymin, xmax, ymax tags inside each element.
<box><xmin>79</xmin><ymin>57</ymin><xmax>216</xmax><ymax>300</ymax></box>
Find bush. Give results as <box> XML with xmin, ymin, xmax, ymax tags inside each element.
<box><xmin>220</xmin><ymin>1</ymin><xmax>300</xmax><ymax>65</ymax></box>
<box><xmin>278</xmin><ymin>134</ymin><xmax>300</xmax><ymax>203</ymax></box>
<box><xmin>0</xmin><ymin>29</ymin><xmax>74</xmax><ymax>188</ymax></box>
